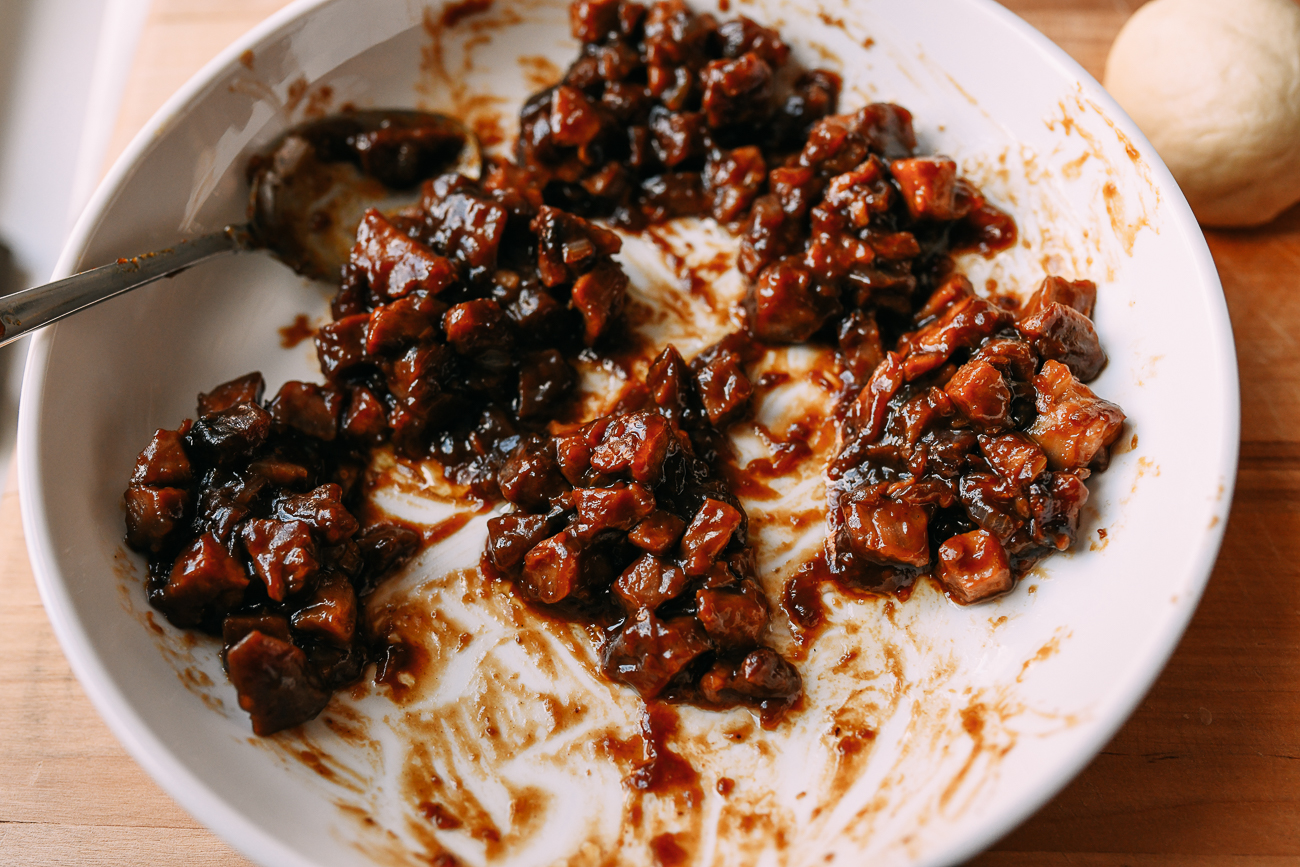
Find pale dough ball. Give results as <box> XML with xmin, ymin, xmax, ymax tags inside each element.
<box><xmin>1103</xmin><ymin>0</ymin><xmax>1300</xmax><ymax>227</ymax></box>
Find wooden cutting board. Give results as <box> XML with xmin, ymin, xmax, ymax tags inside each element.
<box><xmin>5</xmin><ymin>1</ymin><xmax>1296</xmax><ymax>865</ymax></box>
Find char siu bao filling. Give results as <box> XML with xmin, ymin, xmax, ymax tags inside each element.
<box><xmin>123</xmin><ymin>0</ymin><xmax>1126</xmax><ymax>735</ymax></box>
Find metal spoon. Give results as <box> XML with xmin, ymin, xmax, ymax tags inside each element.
<box><xmin>0</xmin><ymin>110</ymin><xmax>481</xmax><ymax>348</ymax></box>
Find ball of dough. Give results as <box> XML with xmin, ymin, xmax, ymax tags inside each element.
<box><xmin>1103</xmin><ymin>0</ymin><xmax>1300</xmax><ymax>227</ymax></box>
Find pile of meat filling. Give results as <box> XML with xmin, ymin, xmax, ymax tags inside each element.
<box><xmin>484</xmin><ymin>338</ymin><xmax>800</xmax><ymax>719</ymax></box>
<box><xmin>123</xmin><ymin>167</ymin><xmax>643</xmax><ymax>734</ymax></box>
<box><xmin>520</xmin><ymin>0</ymin><xmax>1014</xmax><ymax>353</ymax></box>
<box><xmin>123</xmin><ymin>372</ymin><xmax>422</xmax><ymax>735</ymax></box>
<box><xmin>317</xmin><ymin>174</ymin><xmax>630</xmax><ymax>484</ymax></box>
<box><xmin>123</xmin><ymin>0</ymin><xmax>1129</xmax><ymax>736</ymax></box>
<box><xmin>520</xmin><ymin>0</ymin><xmax>842</xmax><ymax>226</ymax></box>
<box><xmin>828</xmin><ymin>276</ymin><xmax>1125</xmax><ymax>602</ymax></box>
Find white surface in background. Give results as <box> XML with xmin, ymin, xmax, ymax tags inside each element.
<box><xmin>0</xmin><ymin>0</ymin><xmax>149</xmax><ymax>493</ymax></box>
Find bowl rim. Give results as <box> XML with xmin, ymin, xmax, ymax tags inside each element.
<box><xmin>19</xmin><ymin>4</ymin><xmax>347</xmax><ymax>866</ymax></box>
<box><xmin>16</xmin><ymin>0</ymin><xmax>1240</xmax><ymax>865</ymax></box>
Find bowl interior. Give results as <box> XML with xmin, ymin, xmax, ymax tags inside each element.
<box><xmin>19</xmin><ymin>1</ymin><xmax>1236</xmax><ymax>866</ymax></box>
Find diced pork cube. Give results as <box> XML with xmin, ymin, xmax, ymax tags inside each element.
<box><xmin>979</xmin><ymin>432</ymin><xmax>1047</xmax><ymax>486</ymax></box>
<box><xmin>704</xmin><ymin>146</ymin><xmax>766</xmax><ymax>225</ymax></box>
<box><xmin>822</xmin><ymin>156</ymin><xmax>893</xmax><ymax>228</ymax></box>
<box><xmin>601</xmin><ymin>610</ymin><xmax>710</xmax><ymax>699</ymax></box>
<box><xmin>197</xmin><ymin>372</ymin><xmax>265</xmax><ymax>417</ymax></box>
<box><xmin>700</xmin><ymin>52</ymin><xmax>774</xmax><ymax>128</ymax></box>
<box><xmin>694</xmin><ymin>350</ymin><xmax>752</xmax><ymax>427</ymax></box>
<box><xmin>680</xmin><ymin>498</ymin><xmax>744</xmax><ymax>576</ymax></box>
<box><xmin>289</xmin><ymin>573</ymin><xmax>358</xmax><ymax>645</ymax></box>
<box><xmin>867</xmin><ymin>228</ymin><xmax>920</xmax><ymax>260</ymax></box>
<box><xmin>1028</xmin><ymin>470</ymin><xmax>1091</xmax><ymax>550</ymax></box>
<box><xmin>351</xmin><ymin>209</ymin><xmax>457</xmax><ymax>300</ymax></box>
<box><xmin>798</xmin><ymin>115</ymin><xmax>870</xmax><ymax>178</ymax></box>
<box><xmin>649</xmin><ymin>107</ymin><xmax>707</xmax><ymax>167</ymax></box>
<box><xmin>698</xmin><ymin>647</ymin><xmax>802</xmax><ymax>706</ymax></box>
<box><xmin>1027</xmin><ymin>360</ymin><xmax>1126</xmax><ymax>470</ymax></box>
<box><xmin>935</xmin><ymin>529</ymin><xmax>1012</xmax><ymax>604</ymax></box>
<box><xmin>157</xmin><ymin>532</ymin><xmax>249</xmax><ymax>626</ymax></box>
<box><xmin>241</xmin><ymin>518</ymin><xmax>319</xmax><ymax>601</ymax></box>
<box><xmin>365</xmin><ymin>295</ymin><xmax>436</xmax><ymax>356</ymax></box>
<box><xmin>643</xmin><ymin>0</ymin><xmax>713</xmax><ymax>66</ymax></box>
<box><xmin>902</xmin><ymin>295</ymin><xmax>1010</xmax><ymax>380</ymax></box>
<box><xmin>226</xmin><ymin>631</ymin><xmax>330</xmax><ymax>736</ymax></box>
<box><xmin>554</xmin><ymin>427</ymin><xmax>597</xmax><ymax>486</ymax></box>
<box><xmin>221</xmin><ymin>613</ymin><xmax>291</xmax><ymax>661</ymax></box>
<box><xmin>186</xmin><ymin>403</ymin><xmax>273</xmax><ymax>465</ymax></box>
<box><xmin>124</xmin><ymin>485</ymin><xmax>189</xmax><ymax>553</ymax></box>
<box><xmin>354</xmin><ymin>523</ymin><xmax>421</xmax><ymax>589</ymax></box>
<box><xmin>573</xmin><ymin>482</ymin><xmax>656</xmax><ymax>540</ymax></box>
<box><xmin>647</xmin><ymin>345</ymin><xmax>695</xmax><ymax>418</ymax></box>
<box><xmin>268</xmin><ymin>381</ymin><xmax>342</xmax><ymax>441</ymax></box>
<box><xmin>971</xmin><ymin>337</ymin><xmax>1038</xmax><ymax>384</ymax></box>
<box><xmin>841</xmin><ymin>490</ymin><xmax>930</xmax><ymax>568</ymax></box>
<box><xmin>889</xmin><ymin>156</ymin><xmax>971</xmax><ymax>221</ymax></box>
<box><xmin>570</xmin><ymin>260</ymin><xmax>629</xmax><ymax>345</ymax></box>
<box><xmin>1021</xmin><ymin>275</ymin><xmax>1097</xmax><ymax>320</ymax></box>
<box><xmin>613</xmin><ymin>553</ymin><xmax>689</xmax><ymax>612</ymax></box>
<box><xmin>498</xmin><ymin>437</ymin><xmax>570</xmax><ymax>511</ymax></box>
<box><xmin>314</xmin><ymin>314</ymin><xmax>370</xmax><ymax>380</ymax></box>
<box><xmin>341</xmin><ymin>385</ymin><xmax>389</xmax><ymax>446</ymax></box>
<box><xmin>590</xmin><ymin>412</ymin><xmax>672</xmax><ymax>483</ymax></box>
<box><xmin>1017</xmin><ymin>301</ymin><xmax>1107</xmax><ymax>382</ymax></box>
<box><xmin>628</xmin><ymin>510</ymin><xmax>688</xmax><ymax>555</ymax></box>
<box><xmin>717</xmin><ymin>16</ymin><xmax>789</xmax><ymax>65</ymax></box>
<box><xmin>530</xmin><ymin>205</ymin><xmax>622</xmax><ymax>287</ymax></box>
<box><xmin>443</xmin><ymin>299</ymin><xmax>513</xmax><ymax>356</ymax></box>
<box><xmin>423</xmin><ymin>175</ymin><xmax>509</xmax><ymax>274</ymax></box>
<box><xmin>275</xmin><ymin>484</ymin><xmax>359</xmax><ymax>545</ymax></box>
<box><xmin>485</xmin><ymin>513</ymin><xmax>554</xmax><ymax>572</ymax></box>
<box><xmin>746</xmin><ymin>258</ymin><xmax>840</xmax><ymax>343</ymax></box>
<box><xmin>854</xmin><ymin>103</ymin><xmax>916</xmax><ymax>160</ymax></box>
<box><xmin>696</xmin><ymin>585</ymin><xmax>768</xmax><ymax>649</ymax></box>
<box><xmin>944</xmin><ymin>360</ymin><xmax>1011</xmax><ymax>429</ymax></box>
<box><xmin>549</xmin><ymin>85</ymin><xmax>604</xmax><ymax>147</ymax></box>
<box><xmin>521</xmin><ymin>531</ymin><xmax>583</xmax><ymax>604</ymax></box>
<box><xmin>570</xmin><ymin>0</ymin><xmax>619</xmax><ymax>42</ymax></box>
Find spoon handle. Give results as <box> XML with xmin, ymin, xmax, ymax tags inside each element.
<box><xmin>0</xmin><ymin>226</ymin><xmax>253</xmax><ymax>349</ymax></box>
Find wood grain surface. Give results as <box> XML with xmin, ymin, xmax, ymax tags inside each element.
<box><xmin>2</xmin><ymin>0</ymin><xmax>1292</xmax><ymax>865</ymax></box>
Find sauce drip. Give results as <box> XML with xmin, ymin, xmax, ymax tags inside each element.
<box><xmin>278</xmin><ymin>314</ymin><xmax>314</xmax><ymax>348</ymax></box>
<box><xmin>625</xmin><ymin>703</ymin><xmax>703</xmax><ymax>807</ymax></box>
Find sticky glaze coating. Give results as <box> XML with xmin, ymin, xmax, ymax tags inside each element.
<box><xmin>124</xmin><ymin>0</ymin><xmax>1126</xmax><ymax>736</ymax></box>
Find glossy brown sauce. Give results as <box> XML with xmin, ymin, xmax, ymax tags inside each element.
<box><xmin>624</xmin><ymin>703</ymin><xmax>703</xmax><ymax>807</ymax></box>
<box><xmin>420</xmin><ymin>512</ymin><xmax>475</xmax><ymax>545</ymax></box>
<box><xmin>650</xmin><ymin>832</ymin><xmax>689</xmax><ymax>867</ymax></box>
<box><xmin>781</xmin><ymin>551</ymin><xmax>830</xmax><ymax>638</ymax></box>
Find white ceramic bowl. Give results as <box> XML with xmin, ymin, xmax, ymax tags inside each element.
<box><xmin>18</xmin><ymin>1</ymin><xmax>1237</xmax><ymax>865</ymax></box>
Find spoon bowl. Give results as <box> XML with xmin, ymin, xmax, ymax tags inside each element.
<box><xmin>0</xmin><ymin>109</ymin><xmax>480</xmax><ymax>347</ymax></box>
